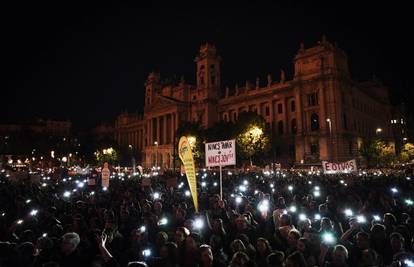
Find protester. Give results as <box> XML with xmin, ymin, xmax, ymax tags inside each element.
<box><xmin>0</xmin><ymin>167</ymin><xmax>413</xmax><ymax>267</ymax></box>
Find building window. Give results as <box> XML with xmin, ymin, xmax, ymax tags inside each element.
<box><xmin>278</xmin><ymin>121</ymin><xmax>284</xmax><ymax>135</ymax></box>
<box><xmin>289</xmin><ymin>144</ymin><xmax>295</xmax><ymax>158</ymax></box>
<box><xmin>343</xmin><ymin>113</ymin><xmax>348</xmax><ymax>130</ymax></box>
<box><xmin>223</xmin><ymin>114</ymin><xmax>228</xmax><ymax>122</ymax></box>
<box><xmin>291</xmin><ymin>119</ymin><xmax>297</xmax><ymax>134</ymax></box>
<box><xmin>310</xmin><ymin>143</ymin><xmax>319</xmax><ymax>155</ymax></box>
<box><xmin>308</xmin><ymin>92</ymin><xmax>318</xmax><ymax>106</ymax></box>
<box><xmin>348</xmin><ymin>141</ymin><xmax>353</xmax><ymax>155</ymax></box>
<box><xmin>291</xmin><ymin>100</ymin><xmax>296</xmax><ymax>112</ymax></box>
<box><xmin>265</xmin><ymin>106</ymin><xmax>270</xmax><ymax>116</ymax></box>
<box><xmin>278</xmin><ymin>103</ymin><xmax>283</xmax><ymax>114</ymax></box>
<box><xmin>310</xmin><ymin>113</ymin><xmax>319</xmax><ymax>131</ymax></box>
<box><xmin>211</xmin><ymin>75</ymin><xmax>216</xmax><ymax>85</ymax></box>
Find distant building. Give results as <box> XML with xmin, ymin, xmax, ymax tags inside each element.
<box><xmin>115</xmin><ymin>37</ymin><xmax>396</xmax><ymax>168</ymax></box>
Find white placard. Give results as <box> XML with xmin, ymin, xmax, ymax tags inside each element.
<box><xmin>205</xmin><ymin>139</ymin><xmax>236</xmax><ymax>167</ymax></box>
<box><xmin>101</xmin><ymin>163</ymin><xmax>110</xmax><ymax>188</ymax></box>
<box><xmin>322</xmin><ymin>159</ymin><xmax>357</xmax><ymax>174</ymax></box>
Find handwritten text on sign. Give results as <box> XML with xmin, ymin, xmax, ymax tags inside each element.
<box><xmin>322</xmin><ymin>159</ymin><xmax>357</xmax><ymax>174</ymax></box>
<box><xmin>205</xmin><ymin>139</ymin><xmax>236</xmax><ymax>167</ymax></box>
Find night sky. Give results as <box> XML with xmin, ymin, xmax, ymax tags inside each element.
<box><xmin>2</xmin><ymin>3</ymin><xmax>412</xmax><ymax>130</ymax></box>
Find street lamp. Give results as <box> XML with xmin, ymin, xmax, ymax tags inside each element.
<box><xmin>154</xmin><ymin>141</ymin><xmax>158</xmax><ymax>168</ymax></box>
<box><xmin>326</xmin><ymin>118</ymin><xmax>332</xmax><ymax>160</ymax></box>
<box><xmin>326</xmin><ymin>118</ymin><xmax>332</xmax><ymax>135</ymax></box>
<box><xmin>376</xmin><ymin>128</ymin><xmax>382</xmax><ymax>135</ymax></box>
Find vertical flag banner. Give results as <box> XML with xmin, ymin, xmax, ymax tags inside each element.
<box><xmin>178</xmin><ymin>136</ymin><xmax>198</xmax><ymax>212</ymax></box>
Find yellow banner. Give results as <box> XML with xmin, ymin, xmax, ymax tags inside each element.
<box><xmin>178</xmin><ymin>136</ymin><xmax>198</xmax><ymax>212</ymax></box>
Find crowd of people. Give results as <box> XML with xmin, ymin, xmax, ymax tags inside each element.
<box><xmin>0</xmin><ymin>167</ymin><xmax>413</xmax><ymax>267</ymax></box>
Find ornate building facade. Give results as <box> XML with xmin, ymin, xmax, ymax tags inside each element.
<box><xmin>115</xmin><ymin>37</ymin><xmax>394</xmax><ymax>168</ymax></box>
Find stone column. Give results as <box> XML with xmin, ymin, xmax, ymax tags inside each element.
<box><xmin>156</xmin><ymin>117</ymin><xmax>160</xmax><ymax>145</ymax></box>
<box><xmin>163</xmin><ymin>115</ymin><xmax>167</xmax><ymax>145</ymax></box>
<box><xmin>170</xmin><ymin>114</ymin><xmax>174</xmax><ymax>144</ymax></box>
<box><xmin>284</xmin><ymin>97</ymin><xmax>289</xmax><ymax>134</ymax></box>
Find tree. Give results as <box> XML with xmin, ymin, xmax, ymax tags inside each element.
<box><xmin>95</xmin><ymin>147</ymin><xmax>119</xmax><ymax>166</ymax></box>
<box><xmin>400</xmin><ymin>143</ymin><xmax>414</xmax><ymax>162</ymax></box>
<box><xmin>359</xmin><ymin>138</ymin><xmax>396</xmax><ymax>167</ymax></box>
<box><xmin>234</xmin><ymin>111</ymin><xmax>270</xmax><ymax>166</ymax></box>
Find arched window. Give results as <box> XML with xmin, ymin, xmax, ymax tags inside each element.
<box><xmin>291</xmin><ymin>100</ymin><xmax>296</xmax><ymax>112</ymax></box>
<box><xmin>311</xmin><ymin>113</ymin><xmax>319</xmax><ymax>131</ymax></box>
<box><xmin>291</xmin><ymin>119</ymin><xmax>297</xmax><ymax>134</ymax></box>
<box><xmin>278</xmin><ymin>121</ymin><xmax>284</xmax><ymax>135</ymax></box>
<box><xmin>310</xmin><ymin>143</ymin><xmax>319</xmax><ymax>155</ymax></box>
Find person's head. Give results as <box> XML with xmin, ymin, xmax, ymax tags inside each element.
<box><xmin>356</xmin><ymin>232</ymin><xmax>370</xmax><ymax>250</ymax></box>
<box><xmin>175</xmin><ymin>227</ymin><xmax>190</xmax><ymax>244</ymax></box>
<box><xmin>209</xmin><ymin>234</ymin><xmax>223</xmax><ymax>251</ymax></box>
<box><xmin>229</xmin><ymin>251</ymin><xmax>250</xmax><ymax>267</ymax></box>
<box><xmin>287</xmin><ymin>229</ymin><xmax>301</xmax><ymax>248</ymax></box>
<box><xmin>212</xmin><ymin>218</ymin><xmax>224</xmax><ymax>233</ymax></box>
<box><xmin>278</xmin><ymin>197</ymin><xmax>286</xmax><ymax>207</ymax></box>
<box><xmin>285</xmin><ymin>251</ymin><xmax>307</xmax><ymax>267</ymax></box>
<box><xmin>17</xmin><ymin>242</ymin><xmax>34</xmax><ymax>262</ymax></box>
<box><xmin>256</xmin><ymin>238</ymin><xmax>271</xmax><ymax>255</ymax></box>
<box><xmin>297</xmin><ymin>238</ymin><xmax>310</xmax><ymax>254</ymax></box>
<box><xmin>159</xmin><ymin>242</ymin><xmax>177</xmax><ymax>263</ymax></box>
<box><xmin>279</xmin><ymin>213</ymin><xmax>292</xmax><ymax>226</ymax></box>
<box><xmin>267</xmin><ymin>251</ymin><xmax>284</xmax><ymax>267</ymax></box>
<box><xmin>156</xmin><ymin>231</ymin><xmax>168</xmax><ymax>247</ymax></box>
<box><xmin>127</xmin><ymin>262</ymin><xmax>148</xmax><ymax>267</ymax></box>
<box><xmin>326</xmin><ymin>195</ymin><xmax>335</xmax><ymax>204</ymax></box>
<box><xmin>383</xmin><ymin>213</ymin><xmax>397</xmax><ymax>227</ymax></box>
<box><xmin>153</xmin><ymin>201</ymin><xmax>162</xmax><ymax>213</ymax></box>
<box><xmin>361</xmin><ymin>248</ymin><xmax>378</xmax><ymax>267</ymax></box>
<box><xmin>319</xmin><ymin>203</ymin><xmax>328</xmax><ymax>214</ymax></box>
<box><xmin>370</xmin><ymin>224</ymin><xmax>386</xmax><ymax>241</ymax></box>
<box><xmin>185</xmin><ymin>233</ymin><xmax>200</xmax><ymax>251</ymax></box>
<box><xmin>175</xmin><ymin>208</ymin><xmax>186</xmax><ymax>220</ymax></box>
<box><xmin>230</xmin><ymin>239</ymin><xmax>246</xmax><ymax>254</ymax></box>
<box><xmin>199</xmin><ymin>244</ymin><xmax>213</xmax><ymax>266</ymax></box>
<box><xmin>235</xmin><ymin>215</ymin><xmax>248</xmax><ymax>231</ymax></box>
<box><xmin>320</xmin><ymin>217</ymin><xmax>333</xmax><ymax>231</ymax></box>
<box><xmin>298</xmin><ymin>218</ymin><xmax>311</xmax><ymax>232</ymax></box>
<box><xmin>332</xmin><ymin>245</ymin><xmax>348</xmax><ymax>265</ymax></box>
<box><xmin>60</xmin><ymin>232</ymin><xmax>80</xmax><ymax>255</ymax></box>
<box><xmin>390</xmin><ymin>232</ymin><xmax>405</xmax><ymax>252</ymax></box>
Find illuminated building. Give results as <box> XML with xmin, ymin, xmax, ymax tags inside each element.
<box><xmin>115</xmin><ymin>37</ymin><xmax>395</xmax><ymax>167</ymax></box>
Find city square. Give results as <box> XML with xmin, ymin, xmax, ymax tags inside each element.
<box><xmin>1</xmin><ymin>4</ymin><xmax>413</xmax><ymax>267</ymax></box>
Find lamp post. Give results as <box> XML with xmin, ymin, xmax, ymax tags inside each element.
<box><xmin>154</xmin><ymin>141</ymin><xmax>158</xmax><ymax>169</ymax></box>
<box><xmin>326</xmin><ymin>118</ymin><xmax>332</xmax><ymax>160</ymax></box>
<box><xmin>326</xmin><ymin>118</ymin><xmax>332</xmax><ymax>135</ymax></box>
